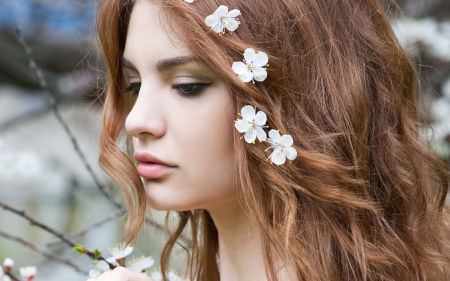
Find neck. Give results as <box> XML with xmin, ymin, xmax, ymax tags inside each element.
<box><xmin>208</xmin><ymin>202</ymin><xmax>266</xmax><ymax>281</ymax></box>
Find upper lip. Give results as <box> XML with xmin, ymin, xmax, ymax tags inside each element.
<box><xmin>134</xmin><ymin>152</ymin><xmax>176</xmax><ymax>167</ymax></box>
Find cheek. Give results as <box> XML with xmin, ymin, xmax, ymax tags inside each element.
<box><xmin>198</xmin><ymin>104</ymin><xmax>235</xmax><ymax>178</ymax></box>
<box><xmin>177</xmin><ymin>94</ymin><xmax>236</xmax><ymax>200</ymax></box>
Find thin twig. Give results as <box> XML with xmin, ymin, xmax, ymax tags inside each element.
<box><xmin>0</xmin><ymin>201</ymin><xmax>114</xmax><ymax>267</ymax></box>
<box><xmin>6</xmin><ymin>272</ymin><xmax>20</xmax><ymax>281</ymax></box>
<box><xmin>0</xmin><ymin>201</ymin><xmax>76</xmax><ymax>248</ymax></box>
<box><xmin>13</xmin><ymin>25</ymin><xmax>123</xmax><ymax>210</ymax></box>
<box><xmin>0</xmin><ymin>230</ymin><xmax>89</xmax><ymax>275</ymax></box>
<box><xmin>47</xmin><ymin>208</ymin><xmax>126</xmax><ymax>247</ymax></box>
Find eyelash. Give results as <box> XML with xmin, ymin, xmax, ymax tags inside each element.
<box><xmin>123</xmin><ymin>82</ymin><xmax>141</xmax><ymax>95</ymax></box>
<box><xmin>123</xmin><ymin>82</ymin><xmax>212</xmax><ymax>98</ymax></box>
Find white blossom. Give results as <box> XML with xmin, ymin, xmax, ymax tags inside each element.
<box><xmin>232</xmin><ymin>48</ymin><xmax>269</xmax><ymax>83</ymax></box>
<box><xmin>108</xmin><ymin>244</ymin><xmax>134</xmax><ymax>260</ymax></box>
<box><xmin>128</xmin><ymin>256</ymin><xmax>154</xmax><ymax>273</ymax></box>
<box><xmin>19</xmin><ymin>266</ymin><xmax>37</xmax><ymax>281</ymax></box>
<box><xmin>2</xmin><ymin>259</ymin><xmax>14</xmax><ymax>271</ymax></box>
<box><xmin>184</xmin><ymin>0</ymin><xmax>195</xmax><ymax>3</ymax></box>
<box><xmin>235</xmin><ymin>105</ymin><xmax>268</xmax><ymax>143</ymax></box>
<box><xmin>266</xmin><ymin>130</ymin><xmax>297</xmax><ymax>165</ymax></box>
<box><xmin>88</xmin><ymin>260</ymin><xmax>111</xmax><ymax>278</ymax></box>
<box><xmin>205</xmin><ymin>5</ymin><xmax>240</xmax><ymax>35</ymax></box>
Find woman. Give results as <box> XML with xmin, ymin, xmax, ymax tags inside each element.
<box><xmin>90</xmin><ymin>0</ymin><xmax>450</xmax><ymax>280</ymax></box>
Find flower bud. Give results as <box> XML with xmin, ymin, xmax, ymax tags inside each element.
<box><xmin>73</xmin><ymin>245</ymin><xmax>86</xmax><ymax>255</ymax></box>
<box><xmin>3</xmin><ymin>258</ymin><xmax>14</xmax><ymax>272</ymax></box>
<box><xmin>20</xmin><ymin>266</ymin><xmax>37</xmax><ymax>281</ymax></box>
<box><xmin>93</xmin><ymin>248</ymin><xmax>102</xmax><ymax>259</ymax></box>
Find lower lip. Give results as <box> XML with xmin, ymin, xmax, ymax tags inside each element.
<box><xmin>137</xmin><ymin>162</ymin><xmax>177</xmax><ymax>178</ymax></box>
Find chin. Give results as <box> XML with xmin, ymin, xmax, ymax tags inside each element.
<box><xmin>144</xmin><ymin>186</ymin><xmax>198</xmax><ymax>212</ymax></box>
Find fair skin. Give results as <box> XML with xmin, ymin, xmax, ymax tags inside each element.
<box><xmin>88</xmin><ymin>1</ymin><xmax>269</xmax><ymax>281</ymax></box>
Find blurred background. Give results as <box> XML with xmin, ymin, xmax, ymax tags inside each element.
<box><xmin>0</xmin><ymin>0</ymin><xmax>449</xmax><ymax>280</ymax></box>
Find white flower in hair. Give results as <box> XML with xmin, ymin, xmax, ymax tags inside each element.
<box><xmin>185</xmin><ymin>0</ymin><xmax>195</xmax><ymax>3</ymax></box>
<box><xmin>232</xmin><ymin>48</ymin><xmax>269</xmax><ymax>83</ymax></box>
<box><xmin>205</xmin><ymin>5</ymin><xmax>240</xmax><ymax>35</ymax></box>
<box><xmin>266</xmin><ymin>129</ymin><xmax>297</xmax><ymax>165</ymax></box>
<box><xmin>235</xmin><ymin>105</ymin><xmax>268</xmax><ymax>143</ymax></box>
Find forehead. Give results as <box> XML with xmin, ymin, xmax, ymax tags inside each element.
<box><xmin>123</xmin><ymin>0</ymin><xmax>191</xmax><ymax>69</ymax></box>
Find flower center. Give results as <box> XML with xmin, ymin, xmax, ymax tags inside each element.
<box><xmin>247</xmin><ymin>63</ymin><xmax>255</xmax><ymax>70</ymax></box>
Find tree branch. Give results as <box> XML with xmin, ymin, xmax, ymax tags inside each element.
<box><xmin>13</xmin><ymin>25</ymin><xmax>123</xmax><ymax>210</ymax></box>
<box><xmin>0</xmin><ymin>201</ymin><xmax>114</xmax><ymax>268</ymax></box>
<box><xmin>0</xmin><ymin>230</ymin><xmax>89</xmax><ymax>275</ymax></box>
<box><xmin>47</xmin><ymin>208</ymin><xmax>126</xmax><ymax>247</ymax></box>
<box><xmin>0</xmin><ymin>201</ymin><xmax>76</xmax><ymax>248</ymax></box>
<box><xmin>6</xmin><ymin>272</ymin><xmax>20</xmax><ymax>281</ymax></box>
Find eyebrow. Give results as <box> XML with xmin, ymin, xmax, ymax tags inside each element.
<box><xmin>121</xmin><ymin>55</ymin><xmax>198</xmax><ymax>72</ymax></box>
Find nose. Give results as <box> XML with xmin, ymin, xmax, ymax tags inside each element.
<box><xmin>125</xmin><ymin>85</ymin><xmax>166</xmax><ymax>139</ymax></box>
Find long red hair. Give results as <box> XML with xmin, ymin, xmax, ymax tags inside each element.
<box><xmin>96</xmin><ymin>0</ymin><xmax>450</xmax><ymax>280</ymax></box>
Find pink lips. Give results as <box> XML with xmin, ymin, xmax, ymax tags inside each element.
<box><xmin>134</xmin><ymin>152</ymin><xmax>177</xmax><ymax>179</ymax></box>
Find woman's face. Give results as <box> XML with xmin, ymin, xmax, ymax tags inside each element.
<box><xmin>123</xmin><ymin>0</ymin><xmax>236</xmax><ymax>212</ymax></box>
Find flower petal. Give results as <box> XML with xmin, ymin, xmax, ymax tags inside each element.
<box><xmin>215</xmin><ymin>5</ymin><xmax>228</xmax><ymax>17</ymax></box>
<box><xmin>151</xmin><ymin>272</ymin><xmax>163</xmax><ymax>281</ymax></box>
<box><xmin>268</xmin><ymin>129</ymin><xmax>282</xmax><ymax>143</ymax></box>
<box><xmin>252</xmin><ymin>67</ymin><xmax>267</xmax><ymax>82</ymax></box>
<box><xmin>244</xmin><ymin>129</ymin><xmax>257</xmax><ymax>143</ymax></box>
<box><xmin>129</xmin><ymin>257</ymin><xmax>154</xmax><ymax>273</ymax></box>
<box><xmin>139</xmin><ymin>257</ymin><xmax>155</xmax><ymax>269</ymax></box>
<box><xmin>271</xmin><ymin>149</ymin><xmax>286</xmax><ymax>165</ymax></box>
<box><xmin>122</xmin><ymin>246</ymin><xmax>134</xmax><ymax>257</ymax></box>
<box><xmin>235</xmin><ymin>119</ymin><xmax>249</xmax><ymax>133</ymax></box>
<box><xmin>185</xmin><ymin>0</ymin><xmax>195</xmax><ymax>3</ymax></box>
<box><xmin>256</xmin><ymin>127</ymin><xmax>267</xmax><ymax>141</ymax></box>
<box><xmin>254</xmin><ymin>111</ymin><xmax>267</xmax><ymax>125</ymax></box>
<box><xmin>226</xmin><ymin>18</ymin><xmax>239</xmax><ymax>32</ymax></box>
<box><xmin>244</xmin><ymin>48</ymin><xmax>256</xmax><ymax>63</ymax></box>
<box><xmin>212</xmin><ymin>22</ymin><xmax>224</xmax><ymax>34</ymax></box>
<box><xmin>89</xmin><ymin>269</ymin><xmax>102</xmax><ymax>278</ymax></box>
<box><xmin>97</xmin><ymin>260</ymin><xmax>110</xmax><ymax>271</ymax></box>
<box><xmin>283</xmin><ymin>146</ymin><xmax>297</xmax><ymax>160</ymax></box>
<box><xmin>241</xmin><ymin>105</ymin><xmax>256</xmax><ymax>122</ymax></box>
<box><xmin>280</xmin><ymin>135</ymin><xmax>294</xmax><ymax>146</ymax></box>
<box><xmin>253</xmin><ymin>51</ymin><xmax>268</xmax><ymax>66</ymax></box>
<box><xmin>106</xmin><ymin>257</ymin><xmax>119</xmax><ymax>266</ymax></box>
<box><xmin>232</xmin><ymin>61</ymin><xmax>247</xmax><ymax>75</ymax></box>
<box><xmin>204</xmin><ymin>15</ymin><xmax>219</xmax><ymax>28</ymax></box>
<box><xmin>238</xmin><ymin>71</ymin><xmax>254</xmax><ymax>83</ymax></box>
<box><xmin>227</xmin><ymin>9</ymin><xmax>240</xmax><ymax>18</ymax></box>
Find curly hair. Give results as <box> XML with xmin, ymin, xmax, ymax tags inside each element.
<box><xmin>96</xmin><ymin>0</ymin><xmax>450</xmax><ymax>280</ymax></box>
